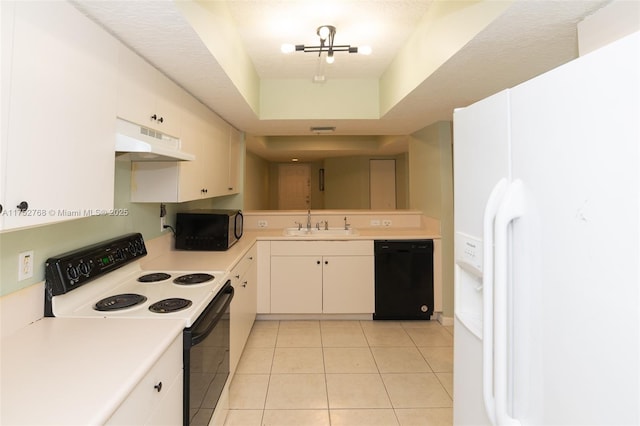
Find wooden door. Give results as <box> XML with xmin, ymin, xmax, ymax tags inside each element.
<box><xmin>278</xmin><ymin>164</ymin><xmax>310</xmax><ymax>210</ymax></box>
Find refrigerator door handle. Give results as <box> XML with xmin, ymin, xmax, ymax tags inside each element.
<box><xmin>481</xmin><ymin>178</ymin><xmax>508</xmax><ymax>425</ymax></box>
<box><xmin>494</xmin><ymin>179</ymin><xmax>525</xmax><ymax>426</ymax></box>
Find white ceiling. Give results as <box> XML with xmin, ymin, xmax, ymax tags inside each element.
<box><xmin>227</xmin><ymin>0</ymin><xmax>433</xmax><ymax>79</ymax></box>
<box><xmin>72</xmin><ymin>0</ymin><xmax>611</xmax><ymax>161</ymax></box>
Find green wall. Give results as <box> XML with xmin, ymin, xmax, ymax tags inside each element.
<box><xmin>0</xmin><ymin>160</ymin><xmax>242</xmax><ymax>297</ymax></box>
<box><xmin>243</xmin><ymin>150</ymin><xmax>270</xmax><ymax>210</ymax></box>
<box><xmin>409</xmin><ymin>121</ymin><xmax>454</xmax><ymax>318</ymax></box>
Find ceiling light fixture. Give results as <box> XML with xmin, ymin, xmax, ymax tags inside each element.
<box><xmin>288</xmin><ymin>25</ymin><xmax>361</xmax><ymax>64</ymax></box>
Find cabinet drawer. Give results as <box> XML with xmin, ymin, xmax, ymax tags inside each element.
<box><xmin>107</xmin><ymin>334</ymin><xmax>182</xmax><ymax>425</ymax></box>
<box><xmin>270</xmin><ymin>240</ymin><xmax>372</xmax><ymax>256</ymax></box>
<box><xmin>231</xmin><ymin>243</ymin><xmax>257</xmax><ymax>280</ymax></box>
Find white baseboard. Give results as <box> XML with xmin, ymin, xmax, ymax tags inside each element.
<box><xmin>436</xmin><ymin>314</ymin><xmax>454</xmax><ymax>326</ymax></box>
<box><xmin>256</xmin><ymin>313</ymin><xmax>372</xmax><ymax>321</ymax></box>
<box><xmin>256</xmin><ymin>313</ymin><xmax>451</xmax><ymax>323</ymax></box>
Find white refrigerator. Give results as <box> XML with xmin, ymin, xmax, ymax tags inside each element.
<box><xmin>453</xmin><ymin>31</ymin><xmax>639</xmax><ymax>425</ymax></box>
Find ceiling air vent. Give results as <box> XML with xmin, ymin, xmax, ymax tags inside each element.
<box><xmin>310</xmin><ymin>126</ymin><xmax>336</xmax><ymax>134</ymax></box>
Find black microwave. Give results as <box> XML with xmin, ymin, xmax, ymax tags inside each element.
<box><xmin>175</xmin><ymin>209</ymin><xmax>243</xmax><ymax>251</ymax></box>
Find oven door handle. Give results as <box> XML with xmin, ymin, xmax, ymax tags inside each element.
<box><xmin>187</xmin><ymin>282</ymin><xmax>234</xmax><ymax>347</ymax></box>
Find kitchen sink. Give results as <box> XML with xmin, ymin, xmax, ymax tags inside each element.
<box><xmin>283</xmin><ymin>227</ymin><xmax>358</xmax><ymax>237</ymax></box>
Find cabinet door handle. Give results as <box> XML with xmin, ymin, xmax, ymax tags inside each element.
<box><xmin>151</xmin><ymin>114</ymin><xmax>157</xmax><ymax>121</ymax></box>
<box><xmin>157</xmin><ymin>116</ymin><xmax>164</xmax><ymax>123</ymax></box>
<box><xmin>235</xmin><ymin>274</ymin><xmax>240</xmax><ymax>279</ymax></box>
<box><xmin>17</xmin><ymin>201</ymin><xmax>28</xmax><ymax>212</ymax></box>
<box><xmin>242</xmin><ymin>281</ymin><xmax>247</xmax><ymax>288</ymax></box>
<box><xmin>324</xmin><ymin>260</ymin><xmax>328</xmax><ymax>265</ymax></box>
<box><xmin>154</xmin><ymin>382</ymin><xmax>162</xmax><ymax>392</ymax></box>
<box><xmin>316</xmin><ymin>260</ymin><xmax>321</xmax><ymax>265</ymax></box>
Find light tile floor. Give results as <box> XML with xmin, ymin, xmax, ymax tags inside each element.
<box><xmin>224</xmin><ymin>320</ymin><xmax>454</xmax><ymax>426</ymax></box>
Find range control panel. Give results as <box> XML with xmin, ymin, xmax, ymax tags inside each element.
<box><xmin>45</xmin><ymin>233</ymin><xmax>147</xmax><ymax>297</ymax></box>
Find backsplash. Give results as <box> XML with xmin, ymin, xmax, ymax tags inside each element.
<box><xmin>243</xmin><ymin>210</ymin><xmax>438</xmax><ymax>231</ymax></box>
<box><xmin>0</xmin><ymin>231</ymin><xmax>175</xmax><ymax>339</ymax></box>
<box><xmin>0</xmin><ymin>281</ymin><xmax>44</xmax><ymax>339</ymax></box>
<box><xmin>0</xmin><ymin>161</ymin><xmax>241</xmax><ymax>298</ymax></box>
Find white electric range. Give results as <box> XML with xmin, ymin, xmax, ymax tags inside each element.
<box><xmin>44</xmin><ymin>233</ymin><xmax>227</xmax><ymax>327</ymax></box>
<box><xmin>44</xmin><ymin>233</ymin><xmax>235</xmax><ymax>425</ymax></box>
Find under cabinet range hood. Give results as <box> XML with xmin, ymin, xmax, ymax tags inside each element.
<box><xmin>115</xmin><ymin>118</ymin><xmax>195</xmax><ymax>162</ymax></box>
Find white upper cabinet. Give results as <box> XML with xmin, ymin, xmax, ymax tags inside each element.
<box><xmin>114</xmin><ymin>30</ymin><xmax>241</xmax><ymax>204</ymax></box>
<box><xmin>228</xmin><ymin>127</ymin><xmax>242</xmax><ymax>194</ymax></box>
<box><xmin>206</xmin><ymin>112</ymin><xmax>233</xmax><ymax>198</ymax></box>
<box><xmin>0</xmin><ymin>1</ymin><xmax>16</xmax><ymax>229</ymax></box>
<box><xmin>1</xmin><ymin>1</ymin><xmax>117</xmax><ymax>231</ymax></box>
<box><xmin>129</xmin><ymin>95</ymin><xmax>239</xmax><ymax>203</ymax></box>
<box><xmin>116</xmin><ymin>47</ymin><xmax>185</xmax><ymax>137</ymax></box>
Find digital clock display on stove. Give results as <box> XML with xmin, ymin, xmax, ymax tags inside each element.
<box><xmin>98</xmin><ymin>255</ymin><xmax>113</xmax><ymax>266</ymax></box>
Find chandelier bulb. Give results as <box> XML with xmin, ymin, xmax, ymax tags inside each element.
<box><xmin>318</xmin><ymin>25</ymin><xmax>331</xmax><ymax>41</ymax></box>
<box><xmin>326</xmin><ymin>52</ymin><xmax>335</xmax><ymax>64</ymax></box>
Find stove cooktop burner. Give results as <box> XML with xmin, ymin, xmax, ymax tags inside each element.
<box><xmin>148</xmin><ymin>298</ymin><xmax>193</xmax><ymax>313</ymax></box>
<box><xmin>137</xmin><ymin>272</ymin><xmax>171</xmax><ymax>283</ymax></box>
<box><xmin>173</xmin><ymin>273</ymin><xmax>215</xmax><ymax>285</ymax></box>
<box><xmin>94</xmin><ymin>294</ymin><xmax>147</xmax><ymax>311</ymax></box>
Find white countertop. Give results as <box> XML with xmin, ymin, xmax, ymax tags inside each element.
<box><xmin>0</xmin><ymin>224</ymin><xmax>441</xmax><ymax>425</ymax></box>
<box><xmin>141</xmin><ymin>228</ymin><xmax>440</xmax><ymax>272</ymax></box>
<box><xmin>0</xmin><ymin>317</ymin><xmax>184</xmax><ymax>425</ymax></box>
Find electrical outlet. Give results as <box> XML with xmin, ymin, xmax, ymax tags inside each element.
<box><xmin>382</xmin><ymin>219</ymin><xmax>392</xmax><ymax>227</ymax></box>
<box><xmin>370</xmin><ymin>219</ymin><xmax>381</xmax><ymax>226</ymax></box>
<box><xmin>18</xmin><ymin>251</ymin><xmax>34</xmax><ymax>281</ymax></box>
<box><xmin>159</xmin><ymin>203</ymin><xmax>167</xmax><ymax>232</ymax></box>
<box><xmin>257</xmin><ymin>220</ymin><xmax>268</xmax><ymax>228</ymax></box>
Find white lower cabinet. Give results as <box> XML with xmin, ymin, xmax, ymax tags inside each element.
<box><xmin>106</xmin><ymin>334</ymin><xmax>183</xmax><ymax>426</ymax></box>
<box><xmin>256</xmin><ymin>241</ymin><xmax>272</xmax><ymax>314</ymax></box>
<box><xmin>229</xmin><ymin>243</ymin><xmax>258</xmax><ymax>375</ymax></box>
<box><xmin>322</xmin><ymin>255</ymin><xmax>374</xmax><ymax>313</ymax></box>
<box><xmin>271</xmin><ymin>256</ymin><xmax>323</xmax><ymax>313</ymax></box>
<box><xmin>270</xmin><ymin>241</ymin><xmax>374</xmax><ymax>314</ymax></box>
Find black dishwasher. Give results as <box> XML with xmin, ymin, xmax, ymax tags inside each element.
<box><xmin>374</xmin><ymin>240</ymin><xmax>434</xmax><ymax>320</ymax></box>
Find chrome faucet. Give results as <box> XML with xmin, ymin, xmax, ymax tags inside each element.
<box><xmin>307</xmin><ymin>209</ymin><xmax>312</xmax><ymax>230</ymax></box>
